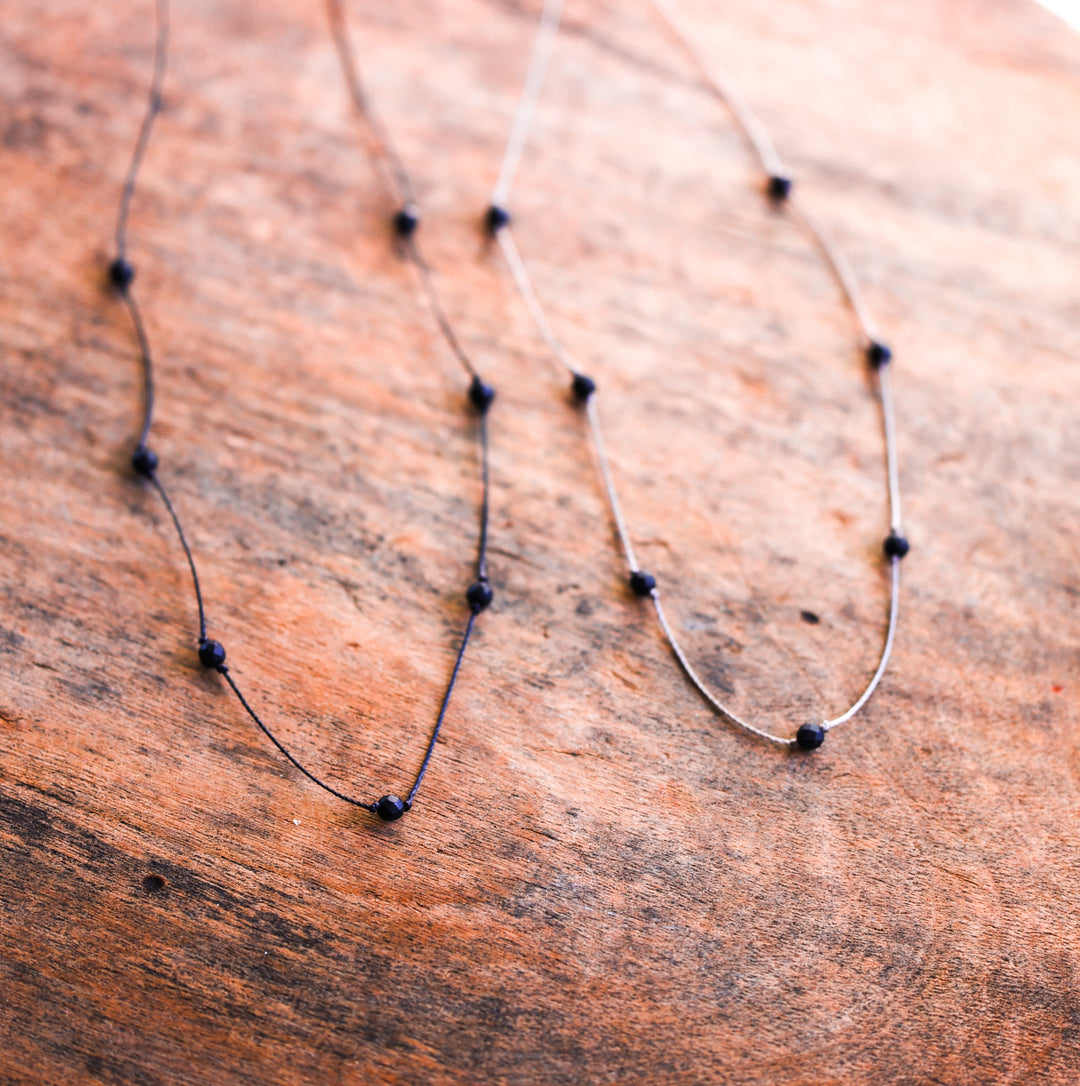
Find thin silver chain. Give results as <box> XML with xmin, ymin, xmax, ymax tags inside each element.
<box><xmin>489</xmin><ymin>0</ymin><xmax>906</xmax><ymax>747</ymax></box>
<box><xmin>650</xmin><ymin>0</ymin><xmax>785</xmax><ymax>180</ymax></box>
<box><xmin>492</xmin><ymin>0</ymin><xmax>566</xmax><ymax>210</ymax></box>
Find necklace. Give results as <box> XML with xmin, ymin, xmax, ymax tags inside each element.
<box><xmin>107</xmin><ymin>0</ymin><xmax>497</xmax><ymax>821</ymax></box>
<box><xmin>483</xmin><ymin>0</ymin><xmax>908</xmax><ymax>751</ymax></box>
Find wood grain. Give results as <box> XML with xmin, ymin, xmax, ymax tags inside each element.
<box><xmin>2</xmin><ymin>0</ymin><xmax>1080</xmax><ymax>1082</ymax></box>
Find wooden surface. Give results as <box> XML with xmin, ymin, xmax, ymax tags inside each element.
<box><xmin>2</xmin><ymin>0</ymin><xmax>1080</xmax><ymax>1082</ymax></box>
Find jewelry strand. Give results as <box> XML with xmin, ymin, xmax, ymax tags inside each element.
<box><xmin>484</xmin><ymin>0</ymin><xmax>908</xmax><ymax>749</ymax></box>
<box><xmin>108</xmin><ymin>0</ymin><xmax>497</xmax><ymax>820</ymax></box>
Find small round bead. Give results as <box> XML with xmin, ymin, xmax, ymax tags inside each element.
<box><xmin>795</xmin><ymin>723</ymin><xmax>825</xmax><ymax>751</ymax></box>
<box><xmin>485</xmin><ymin>204</ymin><xmax>511</xmax><ymax>235</ymax></box>
<box><xmin>466</xmin><ymin>580</ymin><xmax>494</xmax><ymax>614</ymax></box>
<box><xmin>198</xmin><ymin>639</ymin><xmax>226</xmax><ymax>669</ymax></box>
<box><xmin>375</xmin><ymin>794</ymin><xmax>409</xmax><ymax>822</ymax></box>
<box><xmin>468</xmin><ymin>375</ymin><xmax>496</xmax><ymax>414</ymax></box>
<box><xmin>131</xmin><ymin>444</ymin><xmax>158</xmax><ymax>478</ymax></box>
<box><xmin>767</xmin><ymin>175</ymin><xmax>793</xmax><ymax>202</ymax></box>
<box><xmin>571</xmin><ymin>373</ymin><xmax>596</xmax><ymax>402</ymax></box>
<box><xmin>867</xmin><ymin>340</ymin><xmax>893</xmax><ymax>369</ymax></box>
<box><xmin>109</xmin><ymin>257</ymin><xmax>135</xmax><ymax>291</ymax></box>
<box><xmin>629</xmin><ymin>570</ymin><xmax>656</xmax><ymax>597</ymax></box>
<box><xmin>392</xmin><ymin>204</ymin><xmax>420</xmax><ymax>239</ymax></box>
<box><xmin>883</xmin><ymin>532</ymin><xmax>910</xmax><ymax>559</ymax></box>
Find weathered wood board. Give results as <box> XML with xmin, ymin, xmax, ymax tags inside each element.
<box><xmin>2</xmin><ymin>0</ymin><xmax>1080</xmax><ymax>1082</ymax></box>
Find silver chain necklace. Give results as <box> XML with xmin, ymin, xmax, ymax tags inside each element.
<box><xmin>484</xmin><ymin>0</ymin><xmax>908</xmax><ymax>751</ymax></box>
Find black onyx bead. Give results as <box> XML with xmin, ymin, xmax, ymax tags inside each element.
<box><xmin>468</xmin><ymin>375</ymin><xmax>496</xmax><ymax>414</ymax></box>
<box><xmin>767</xmin><ymin>175</ymin><xmax>793</xmax><ymax>202</ymax></box>
<box><xmin>375</xmin><ymin>794</ymin><xmax>409</xmax><ymax>821</ymax></box>
<box><xmin>109</xmin><ymin>257</ymin><xmax>135</xmax><ymax>291</ymax></box>
<box><xmin>392</xmin><ymin>204</ymin><xmax>420</xmax><ymax>238</ymax></box>
<box><xmin>466</xmin><ymin>580</ymin><xmax>494</xmax><ymax>614</ymax></box>
<box><xmin>571</xmin><ymin>373</ymin><xmax>596</xmax><ymax>402</ymax></box>
<box><xmin>867</xmin><ymin>340</ymin><xmax>893</xmax><ymax>369</ymax></box>
<box><xmin>884</xmin><ymin>532</ymin><xmax>910</xmax><ymax>559</ymax></box>
<box><xmin>629</xmin><ymin>570</ymin><xmax>656</xmax><ymax>597</ymax></box>
<box><xmin>795</xmin><ymin>723</ymin><xmax>826</xmax><ymax>751</ymax></box>
<box><xmin>485</xmin><ymin>204</ymin><xmax>511</xmax><ymax>235</ymax></box>
<box><xmin>198</xmin><ymin>639</ymin><xmax>226</xmax><ymax>669</ymax></box>
<box><xmin>131</xmin><ymin>444</ymin><xmax>158</xmax><ymax>477</ymax></box>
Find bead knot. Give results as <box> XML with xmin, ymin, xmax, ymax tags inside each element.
<box><xmin>466</xmin><ymin>579</ymin><xmax>494</xmax><ymax>614</ymax></box>
<box><xmin>392</xmin><ymin>204</ymin><xmax>420</xmax><ymax>239</ymax></box>
<box><xmin>767</xmin><ymin>175</ymin><xmax>793</xmax><ymax>202</ymax></box>
<box><xmin>629</xmin><ymin>570</ymin><xmax>656</xmax><ymax>597</ymax></box>
<box><xmin>468</xmin><ymin>375</ymin><xmax>496</xmax><ymax>414</ymax></box>
<box><xmin>571</xmin><ymin>373</ymin><xmax>596</xmax><ymax>402</ymax></box>
<box><xmin>198</xmin><ymin>639</ymin><xmax>226</xmax><ymax>669</ymax></box>
<box><xmin>883</xmin><ymin>532</ymin><xmax>910</xmax><ymax>559</ymax></box>
<box><xmin>109</xmin><ymin>257</ymin><xmax>135</xmax><ymax>292</ymax></box>
<box><xmin>375</xmin><ymin>794</ymin><xmax>409</xmax><ymax>822</ymax></box>
<box><xmin>131</xmin><ymin>444</ymin><xmax>158</xmax><ymax>478</ymax></box>
<box><xmin>867</xmin><ymin>340</ymin><xmax>892</xmax><ymax>369</ymax></box>
<box><xmin>485</xmin><ymin>204</ymin><xmax>511</xmax><ymax>235</ymax></box>
<box><xmin>795</xmin><ymin>723</ymin><xmax>825</xmax><ymax>751</ymax></box>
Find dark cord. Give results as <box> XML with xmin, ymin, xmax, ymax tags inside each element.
<box><xmin>149</xmin><ymin>474</ymin><xmax>207</xmax><ymax>644</ymax></box>
<box><xmin>328</xmin><ymin>0</ymin><xmax>478</xmax><ymax>380</ymax></box>
<box><xmin>218</xmin><ymin>667</ymin><xmax>376</xmax><ymax>810</ymax></box>
<box><xmin>407</xmin><ymin>612</ymin><xmax>477</xmax><ymax>805</ymax></box>
<box><xmin>201</xmin><ymin>396</ymin><xmax>493</xmax><ymax>812</ymax></box>
<box><xmin>405</xmin><ymin>237</ymin><xmax>478</xmax><ymax>378</ymax></box>
<box><xmin>114</xmin><ymin>0</ymin><xmax>169</xmax><ymax>260</ymax></box>
<box><xmin>111</xmin><ymin>0</ymin><xmax>494</xmax><ymax>817</ymax></box>
<box><xmin>123</xmin><ymin>290</ymin><xmax>156</xmax><ymax>449</ymax></box>
<box><xmin>475</xmin><ymin>411</ymin><xmax>491</xmax><ymax>582</ymax></box>
<box><xmin>406</xmin><ymin>410</ymin><xmax>492</xmax><ymax>805</ymax></box>
<box><xmin>326</xmin><ymin>0</ymin><xmax>415</xmax><ymax>207</ymax></box>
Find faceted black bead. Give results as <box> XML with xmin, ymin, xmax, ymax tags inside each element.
<box><xmin>468</xmin><ymin>375</ymin><xmax>496</xmax><ymax>414</ymax></box>
<box><xmin>109</xmin><ymin>257</ymin><xmax>135</xmax><ymax>291</ymax></box>
<box><xmin>466</xmin><ymin>579</ymin><xmax>494</xmax><ymax>614</ymax></box>
<box><xmin>392</xmin><ymin>203</ymin><xmax>420</xmax><ymax>238</ymax></box>
<box><xmin>884</xmin><ymin>532</ymin><xmax>910</xmax><ymax>559</ymax></box>
<box><xmin>198</xmin><ymin>639</ymin><xmax>226</xmax><ymax>669</ymax></box>
<box><xmin>795</xmin><ymin>723</ymin><xmax>826</xmax><ymax>751</ymax></box>
<box><xmin>375</xmin><ymin>794</ymin><xmax>409</xmax><ymax>821</ymax></box>
<box><xmin>131</xmin><ymin>444</ymin><xmax>158</xmax><ymax>477</ymax></box>
<box><xmin>629</xmin><ymin>570</ymin><xmax>656</xmax><ymax>597</ymax></box>
<box><xmin>867</xmin><ymin>340</ymin><xmax>893</xmax><ymax>369</ymax></box>
<box><xmin>571</xmin><ymin>373</ymin><xmax>596</xmax><ymax>402</ymax></box>
<box><xmin>485</xmin><ymin>204</ymin><xmax>511</xmax><ymax>235</ymax></box>
<box><xmin>767</xmin><ymin>175</ymin><xmax>793</xmax><ymax>202</ymax></box>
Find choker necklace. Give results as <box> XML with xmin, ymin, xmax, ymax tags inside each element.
<box><xmin>107</xmin><ymin>0</ymin><xmax>497</xmax><ymax>821</ymax></box>
<box><xmin>483</xmin><ymin>0</ymin><xmax>907</xmax><ymax>751</ymax></box>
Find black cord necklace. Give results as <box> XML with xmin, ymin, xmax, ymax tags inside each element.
<box><xmin>483</xmin><ymin>0</ymin><xmax>908</xmax><ymax>751</ymax></box>
<box><xmin>108</xmin><ymin>0</ymin><xmax>497</xmax><ymax>821</ymax></box>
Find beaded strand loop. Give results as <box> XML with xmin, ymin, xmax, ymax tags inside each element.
<box><xmin>109</xmin><ymin>0</ymin><xmax>497</xmax><ymax>819</ymax></box>
<box><xmin>487</xmin><ymin>0</ymin><xmax>908</xmax><ymax>749</ymax></box>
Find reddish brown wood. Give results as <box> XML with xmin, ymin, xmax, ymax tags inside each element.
<box><xmin>2</xmin><ymin>0</ymin><xmax>1080</xmax><ymax>1082</ymax></box>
